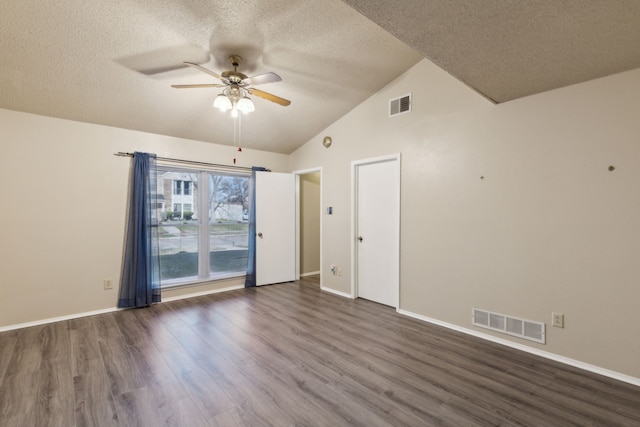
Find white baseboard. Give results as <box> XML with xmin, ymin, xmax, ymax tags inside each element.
<box><xmin>0</xmin><ymin>307</ymin><xmax>122</xmax><ymax>332</ymax></box>
<box><xmin>0</xmin><ymin>284</ymin><xmax>244</xmax><ymax>332</ymax></box>
<box><xmin>320</xmin><ymin>286</ymin><xmax>354</xmax><ymax>299</ymax></box>
<box><xmin>300</xmin><ymin>271</ymin><xmax>321</xmax><ymax>277</ymax></box>
<box><xmin>397</xmin><ymin>308</ymin><xmax>640</xmax><ymax>388</ymax></box>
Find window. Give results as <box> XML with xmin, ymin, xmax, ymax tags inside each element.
<box><xmin>157</xmin><ymin>167</ymin><xmax>249</xmax><ymax>287</ymax></box>
<box><xmin>173</xmin><ymin>179</ymin><xmax>193</xmax><ymax>196</ymax></box>
<box><xmin>173</xmin><ymin>180</ymin><xmax>182</xmax><ymax>195</ymax></box>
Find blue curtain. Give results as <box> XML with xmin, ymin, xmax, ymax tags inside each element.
<box><xmin>118</xmin><ymin>152</ymin><xmax>161</xmax><ymax>307</ymax></box>
<box><xmin>245</xmin><ymin>166</ymin><xmax>268</xmax><ymax>287</ymax></box>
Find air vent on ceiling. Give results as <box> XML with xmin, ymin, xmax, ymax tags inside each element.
<box><xmin>389</xmin><ymin>93</ymin><xmax>411</xmax><ymax>117</ymax></box>
<box><xmin>472</xmin><ymin>308</ymin><xmax>546</xmax><ymax>344</ymax></box>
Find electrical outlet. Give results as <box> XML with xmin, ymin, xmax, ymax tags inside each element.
<box><xmin>103</xmin><ymin>278</ymin><xmax>113</xmax><ymax>290</ymax></box>
<box><xmin>552</xmin><ymin>312</ymin><xmax>564</xmax><ymax>328</ymax></box>
<box><xmin>337</xmin><ymin>268</ymin><xmax>343</xmax><ymax>277</ymax></box>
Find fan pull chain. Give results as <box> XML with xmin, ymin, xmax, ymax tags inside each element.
<box><xmin>233</xmin><ymin>114</ymin><xmax>242</xmax><ymax>164</ymax></box>
<box><xmin>233</xmin><ymin>114</ymin><xmax>237</xmax><ymax>164</ymax></box>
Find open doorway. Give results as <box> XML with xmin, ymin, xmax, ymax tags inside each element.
<box><xmin>294</xmin><ymin>168</ymin><xmax>322</xmax><ymax>286</ymax></box>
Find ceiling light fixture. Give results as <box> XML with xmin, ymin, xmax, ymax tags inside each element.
<box><xmin>213</xmin><ymin>85</ymin><xmax>255</xmax><ymax>116</ymax></box>
<box><xmin>213</xmin><ymin>93</ymin><xmax>232</xmax><ymax>111</ymax></box>
<box><xmin>237</xmin><ymin>96</ymin><xmax>255</xmax><ymax>113</ymax></box>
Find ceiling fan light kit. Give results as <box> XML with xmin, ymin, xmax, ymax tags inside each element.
<box><xmin>236</xmin><ymin>95</ymin><xmax>255</xmax><ymax>113</ymax></box>
<box><xmin>213</xmin><ymin>93</ymin><xmax>233</xmax><ymax>110</ymax></box>
<box><xmin>173</xmin><ymin>54</ymin><xmax>290</xmax><ymax>115</ymax></box>
<box><xmin>213</xmin><ymin>86</ymin><xmax>254</xmax><ymax>116</ymax></box>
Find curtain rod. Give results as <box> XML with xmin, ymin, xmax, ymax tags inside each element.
<box><xmin>114</xmin><ymin>152</ymin><xmax>263</xmax><ymax>172</ymax></box>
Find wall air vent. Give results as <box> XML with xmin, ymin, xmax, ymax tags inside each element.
<box><xmin>389</xmin><ymin>93</ymin><xmax>411</xmax><ymax>117</ymax></box>
<box><xmin>472</xmin><ymin>308</ymin><xmax>546</xmax><ymax>344</ymax></box>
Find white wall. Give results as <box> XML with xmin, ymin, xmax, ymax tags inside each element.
<box><xmin>0</xmin><ymin>109</ymin><xmax>288</xmax><ymax>327</ymax></box>
<box><xmin>289</xmin><ymin>59</ymin><xmax>640</xmax><ymax>379</ymax></box>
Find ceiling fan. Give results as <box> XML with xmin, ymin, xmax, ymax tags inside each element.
<box><xmin>172</xmin><ymin>54</ymin><xmax>291</xmax><ymax>114</ymax></box>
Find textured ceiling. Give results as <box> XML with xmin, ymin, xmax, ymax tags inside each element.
<box><xmin>0</xmin><ymin>0</ymin><xmax>421</xmax><ymax>154</ymax></box>
<box><xmin>343</xmin><ymin>0</ymin><xmax>640</xmax><ymax>103</ymax></box>
<box><xmin>2</xmin><ymin>1</ymin><xmax>640</xmax><ymax>154</ymax></box>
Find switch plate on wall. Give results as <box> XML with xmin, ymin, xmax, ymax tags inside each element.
<box><xmin>552</xmin><ymin>312</ymin><xmax>564</xmax><ymax>328</ymax></box>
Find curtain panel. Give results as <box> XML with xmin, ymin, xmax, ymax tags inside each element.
<box><xmin>118</xmin><ymin>152</ymin><xmax>161</xmax><ymax>308</ymax></box>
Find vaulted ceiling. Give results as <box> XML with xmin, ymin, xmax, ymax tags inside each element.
<box><xmin>2</xmin><ymin>1</ymin><xmax>639</xmax><ymax>154</ymax></box>
<box><xmin>345</xmin><ymin>0</ymin><xmax>640</xmax><ymax>103</ymax></box>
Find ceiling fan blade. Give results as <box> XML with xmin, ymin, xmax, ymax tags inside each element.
<box><xmin>116</xmin><ymin>45</ymin><xmax>211</xmax><ymax>76</ymax></box>
<box><xmin>248</xmin><ymin>88</ymin><xmax>291</xmax><ymax>106</ymax></box>
<box><xmin>171</xmin><ymin>83</ymin><xmax>225</xmax><ymax>88</ymax></box>
<box><xmin>242</xmin><ymin>72</ymin><xmax>282</xmax><ymax>86</ymax></box>
<box><xmin>183</xmin><ymin>62</ymin><xmax>227</xmax><ymax>82</ymax></box>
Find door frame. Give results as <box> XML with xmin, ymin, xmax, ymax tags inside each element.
<box><xmin>293</xmin><ymin>167</ymin><xmax>323</xmax><ymax>287</ymax></box>
<box><xmin>351</xmin><ymin>154</ymin><xmax>401</xmax><ymax>308</ymax></box>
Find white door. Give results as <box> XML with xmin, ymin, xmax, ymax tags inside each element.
<box><xmin>354</xmin><ymin>155</ymin><xmax>400</xmax><ymax>307</ymax></box>
<box><xmin>256</xmin><ymin>171</ymin><xmax>295</xmax><ymax>286</ymax></box>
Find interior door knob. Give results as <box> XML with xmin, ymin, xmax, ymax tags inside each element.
<box><xmin>357</xmin><ymin>236</ymin><xmax>363</xmax><ymax>242</ymax></box>
<box><xmin>257</xmin><ymin>232</ymin><xmax>263</xmax><ymax>238</ymax></box>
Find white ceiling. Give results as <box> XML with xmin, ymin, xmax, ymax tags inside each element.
<box><xmin>0</xmin><ymin>0</ymin><xmax>421</xmax><ymax>154</ymax></box>
<box><xmin>2</xmin><ymin>1</ymin><xmax>640</xmax><ymax>154</ymax></box>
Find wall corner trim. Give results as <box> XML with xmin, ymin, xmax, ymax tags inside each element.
<box><xmin>397</xmin><ymin>309</ymin><xmax>640</xmax><ymax>388</ymax></box>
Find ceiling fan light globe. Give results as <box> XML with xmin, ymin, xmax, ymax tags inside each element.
<box><xmin>237</xmin><ymin>96</ymin><xmax>255</xmax><ymax>113</ymax></box>
<box><xmin>213</xmin><ymin>94</ymin><xmax>232</xmax><ymax>111</ymax></box>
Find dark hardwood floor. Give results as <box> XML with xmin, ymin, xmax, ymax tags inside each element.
<box><xmin>1</xmin><ymin>277</ymin><xmax>639</xmax><ymax>426</ymax></box>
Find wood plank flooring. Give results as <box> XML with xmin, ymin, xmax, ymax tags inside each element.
<box><xmin>1</xmin><ymin>277</ymin><xmax>639</xmax><ymax>426</ymax></box>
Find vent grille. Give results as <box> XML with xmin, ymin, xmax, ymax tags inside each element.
<box><xmin>389</xmin><ymin>94</ymin><xmax>411</xmax><ymax>117</ymax></box>
<box><xmin>472</xmin><ymin>308</ymin><xmax>545</xmax><ymax>344</ymax></box>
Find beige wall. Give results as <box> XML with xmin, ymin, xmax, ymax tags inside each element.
<box><xmin>289</xmin><ymin>59</ymin><xmax>640</xmax><ymax>379</ymax></box>
<box><xmin>0</xmin><ymin>109</ymin><xmax>288</xmax><ymax>327</ymax></box>
<box><xmin>300</xmin><ymin>172</ymin><xmax>321</xmax><ymax>275</ymax></box>
<box><xmin>3</xmin><ymin>57</ymin><xmax>640</xmax><ymax>380</ymax></box>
